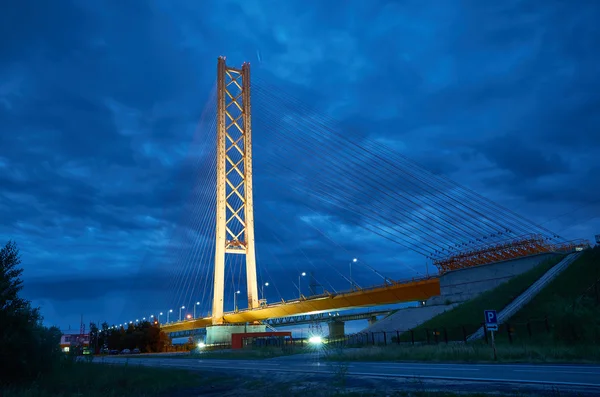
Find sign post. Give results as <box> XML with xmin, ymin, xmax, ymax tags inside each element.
<box><xmin>484</xmin><ymin>310</ymin><xmax>498</xmax><ymax>361</ymax></box>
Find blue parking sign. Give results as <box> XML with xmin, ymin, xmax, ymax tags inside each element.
<box><xmin>484</xmin><ymin>310</ymin><xmax>498</xmax><ymax>331</ymax></box>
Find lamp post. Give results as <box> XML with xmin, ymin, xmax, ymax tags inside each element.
<box><xmin>298</xmin><ymin>272</ymin><xmax>306</xmax><ymax>299</ymax></box>
<box><xmin>158</xmin><ymin>312</ymin><xmax>163</xmax><ymax>323</ymax></box>
<box><xmin>350</xmin><ymin>258</ymin><xmax>357</xmax><ymax>290</ymax></box>
<box><xmin>179</xmin><ymin>306</ymin><xmax>185</xmax><ymax>322</ymax></box>
<box><xmin>167</xmin><ymin>309</ymin><xmax>173</xmax><ymax>323</ymax></box>
<box><xmin>234</xmin><ymin>290</ymin><xmax>240</xmax><ymax>312</ymax></box>
<box><xmin>262</xmin><ymin>282</ymin><xmax>269</xmax><ymax>301</ymax></box>
<box><xmin>194</xmin><ymin>302</ymin><xmax>200</xmax><ymax>319</ymax></box>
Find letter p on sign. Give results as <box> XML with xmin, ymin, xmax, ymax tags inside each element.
<box><xmin>484</xmin><ymin>310</ymin><xmax>497</xmax><ymax>325</ymax></box>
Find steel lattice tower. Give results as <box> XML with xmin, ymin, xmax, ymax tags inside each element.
<box><xmin>212</xmin><ymin>57</ymin><xmax>258</xmax><ymax>324</ymax></box>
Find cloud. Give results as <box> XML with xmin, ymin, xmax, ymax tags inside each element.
<box><xmin>1</xmin><ymin>0</ymin><xmax>599</xmax><ymax>328</ymax></box>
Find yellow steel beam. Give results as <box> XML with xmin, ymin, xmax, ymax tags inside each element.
<box><xmin>161</xmin><ymin>277</ymin><xmax>440</xmax><ymax>333</ymax></box>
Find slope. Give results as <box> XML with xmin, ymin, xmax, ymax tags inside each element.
<box><xmin>397</xmin><ymin>255</ymin><xmax>564</xmax><ymax>342</ymax></box>
<box><xmin>505</xmin><ymin>246</ymin><xmax>600</xmax><ymax>343</ymax></box>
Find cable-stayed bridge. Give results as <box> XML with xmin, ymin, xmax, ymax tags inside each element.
<box><xmin>123</xmin><ymin>57</ymin><xmax>584</xmax><ymax>343</ymax></box>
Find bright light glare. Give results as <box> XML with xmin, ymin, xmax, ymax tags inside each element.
<box><xmin>309</xmin><ymin>336</ymin><xmax>323</xmax><ymax>344</ymax></box>
<box><xmin>197</xmin><ymin>342</ymin><xmax>206</xmax><ymax>348</ymax></box>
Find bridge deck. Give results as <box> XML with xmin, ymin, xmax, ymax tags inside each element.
<box><xmin>161</xmin><ymin>277</ymin><xmax>440</xmax><ymax>333</ymax></box>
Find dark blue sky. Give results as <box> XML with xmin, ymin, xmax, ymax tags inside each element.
<box><xmin>1</xmin><ymin>0</ymin><xmax>599</xmax><ymax>330</ymax></box>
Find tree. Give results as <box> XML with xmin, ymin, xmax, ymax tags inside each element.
<box><xmin>101</xmin><ymin>321</ymin><xmax>171</xmax><ymax>352</ymax></box>
<box><xmin>89</xmin><ymin>322</ymin><xmax>100</xmax><ymax>353</ymax></box>
<box><xmin>0</xmin><ymin>241</ymin><xmax>63</xmax><ymax>384</ymax></box>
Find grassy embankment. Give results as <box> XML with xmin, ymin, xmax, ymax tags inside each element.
<box><xmin>508</xmin><ymin>246</ymin><xmax>600</xmax><ymax>333</ymax></box>
<box><xmin>397</xmin><ymin>254</ymin><xmax>565</xmax><ymax>342</ymax></box>
<box><xmin>326</xmin><ymin>249</ymin><xmax>600</xmax><ymax>362</ymax></box>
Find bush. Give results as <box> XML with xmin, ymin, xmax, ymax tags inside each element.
<box><xmin>0</xmin><ymin>241</ymin><xmax>63</xmax><ymax>385</ymax></box>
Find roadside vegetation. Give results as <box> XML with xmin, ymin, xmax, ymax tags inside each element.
<box><xmin>398</xmin><ymin>254</ymin><xmax>564</xmax><ymax>342</ymax></box>
<box><xmin>0</xmin><ymin>240</ymin><xmax>204</xmax><ymax>397</ymax></box>
<box><xmin>322</xmin><ymin>341</ymin><xmax>600</xmax><ymax>364</ymax></box>
<box><xmin>507</xmin><ymin>246</ymin><xmax>600</xmax><ymax>344</ymax></box>
<box><xmin>1</xmin><ymin>361</ymin><xmax>213</xmax><ymax>397</ymax></box>
<box><xmin>0</xmin><ymin>241</ymin><xmax>64</xmax><ymax>385</ymax></box>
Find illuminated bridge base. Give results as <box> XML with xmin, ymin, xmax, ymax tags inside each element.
<box><xmin>206</xmin><ymin>324</ymin><xmax>266</xmax><ymax>345</ymax></box>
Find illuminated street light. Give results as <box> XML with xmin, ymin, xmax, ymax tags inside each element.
<box><xmin>194</xmin><ymin>302</ymin><xmax>200</xmax><ymax>319</ymax></box>
<box><xmin>167</xmin><ymin>309</ymin><xmax>173</xmax><ymax>323</ymax></box>
<box><xmin>350</xmin><ymin>258</ymin><xmax>358</xmax><ymax>291</ymax></box>
<box><xmin>158</xmin><ymin>312</ymin><xmax>163</xmax><ymax>323</ymax></box>
<box><xmin>179</xmin><ymin>306</ymin><xmax>185</xmax><ymax>322</ymax></box>
<box><xmin>298</xmin><ymin>272</ymin><xmax>306</xmax><ymax>299</ymax></box>
<box><xmin>261</xmin><ymin>282</ymin><xmax>269</xmax><ymax>301</ymax></box>
<box><xmin>234</xmin><ymin>290</ymin><xmax>241</xmax><ymax>312</ymax></box>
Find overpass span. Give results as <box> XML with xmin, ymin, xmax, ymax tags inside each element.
<box><xmin>161</xmin><ymin>276</ymin><xmax>440</xmax><ymax>334</ymax></box>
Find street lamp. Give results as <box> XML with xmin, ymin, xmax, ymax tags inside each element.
<box><xmin>234</xmin><ymin>290</ymin><xmax>240</xmax><ymax>312</ymax></box>
<box><xmin>158</xmin><ymin>312</ymin><xmax>163</xmax><ymax>323</ymax></box>
<box><xmin>262</xmin><ymin>282</ymin><xmax>269</xmax><ymax>301</ymax></box>
<box><xmin>194</xmin><ymin>302</ymin><xmax>200</xmax><ymax>319</ymax></box>
<box><xmin>179</xmin><ymin>306</ymin><xmax>185</xmax><ymax>322</ymax></box>
<box><xmin>167</xmin><ymin>309</ymin><xmax>173</xmax><ymax>323</ymax></box>
<box><xmin>142</xmin><ymin>317</ymin><xmax>146</xmax><ymax>321</ymax></box>
<box><xmin>350</xmin><ymin>258</ymin><xmax>357</xmax><ymax>290</ymax></box>
<box><xmin>299</xmin><ymin>272</ymin><xmax>306</xmax><ymax>299</ymax></box>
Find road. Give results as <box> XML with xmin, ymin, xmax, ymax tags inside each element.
<box><xmin>97</xmin><ymin>354</ymin><xmax>600</xmax><ymax>395</ymax></box>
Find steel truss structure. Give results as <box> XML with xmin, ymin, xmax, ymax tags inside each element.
<box><xmin>263</xmin><ymin>309</ymin><xmax>391</xmax><ymax>327</ymax></box>
<box><xmin>433</xmin><ymin>233</ymin><xmax>590</xmax><ymax>273</ymax></box>
<box><xmin>213</xmin><ymin>57</ymin><xmax>259</xmax><ymax>324</ymax></box>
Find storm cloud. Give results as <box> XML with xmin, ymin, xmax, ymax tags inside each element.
<box><xmin>1</xmin><ymin>0</ymin><xmax>599</xmax><ymax>329</ymax></box>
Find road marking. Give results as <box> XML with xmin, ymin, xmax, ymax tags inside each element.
<box><xmin>375</xmin><ymin>366</ymin><xmax>479</xmax><ymax>371</ymax></box>
<box><xmin>514</xmin><ymin>369</ymin><xmax>600</xmax><ymax>375</ymax></box>
<box><xmin>100</xmin><ymin>361</ymin><xmax>600</xmax><ymax>389</ymax></box>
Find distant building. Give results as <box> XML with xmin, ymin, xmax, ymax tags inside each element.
<box><xmin>59</xmin><ymin>332</ymin><xmax>90</xmax><ymax>352</ymax></box>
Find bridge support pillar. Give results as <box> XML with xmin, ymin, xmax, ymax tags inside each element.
<box><xmin>328</xmin><ymin>320</ymin><xmax>345</xmax><ymax>339</ymax></box>
<box><xmin>368</xmin><ymin>316</ymin><xmax>378</xmax><ymax>326</ymax></box>
<box><xmin>206</xmin><ymin>324</ymin><xmax>266</xmax><ymax>345</ymax></box>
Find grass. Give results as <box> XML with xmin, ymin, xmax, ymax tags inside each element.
<box><xmin>398</xmin><ymin>254</ymin><xmax>564</xmax><ymax>342</ymax></box>
<box><xmin>1</xmin><ymin>358</ymin><xmax>510</xmax><ymax>397</ymax></box>
<box><xmin>509</xmin><ymin>246</ymin><xmax>600</xmax><ymax>323</ymax></box>
<box><xmin>0</xmin><ymin>361</ymin><xmax>222</xmax><ymax>397</ymax></box>
<box><xmin>323</xmin><ymin>342</ymin><xmax>600</xmax><ymax>364</ymax></box>
<box><xmin>131</xmin><ymin>345</ymin><xmax>301</xmax><ymax>360</ymax></box>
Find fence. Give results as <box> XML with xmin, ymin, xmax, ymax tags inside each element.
<box><xmin>318</xmin><ymin>317</ymin><xmax>552</xmax><ymax>347</ymax></box>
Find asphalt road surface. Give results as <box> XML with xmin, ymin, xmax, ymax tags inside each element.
<box><xmin>97</xmin><ymin>354</ymin><xmax>600</xmax><ymax>395</ymax></box>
